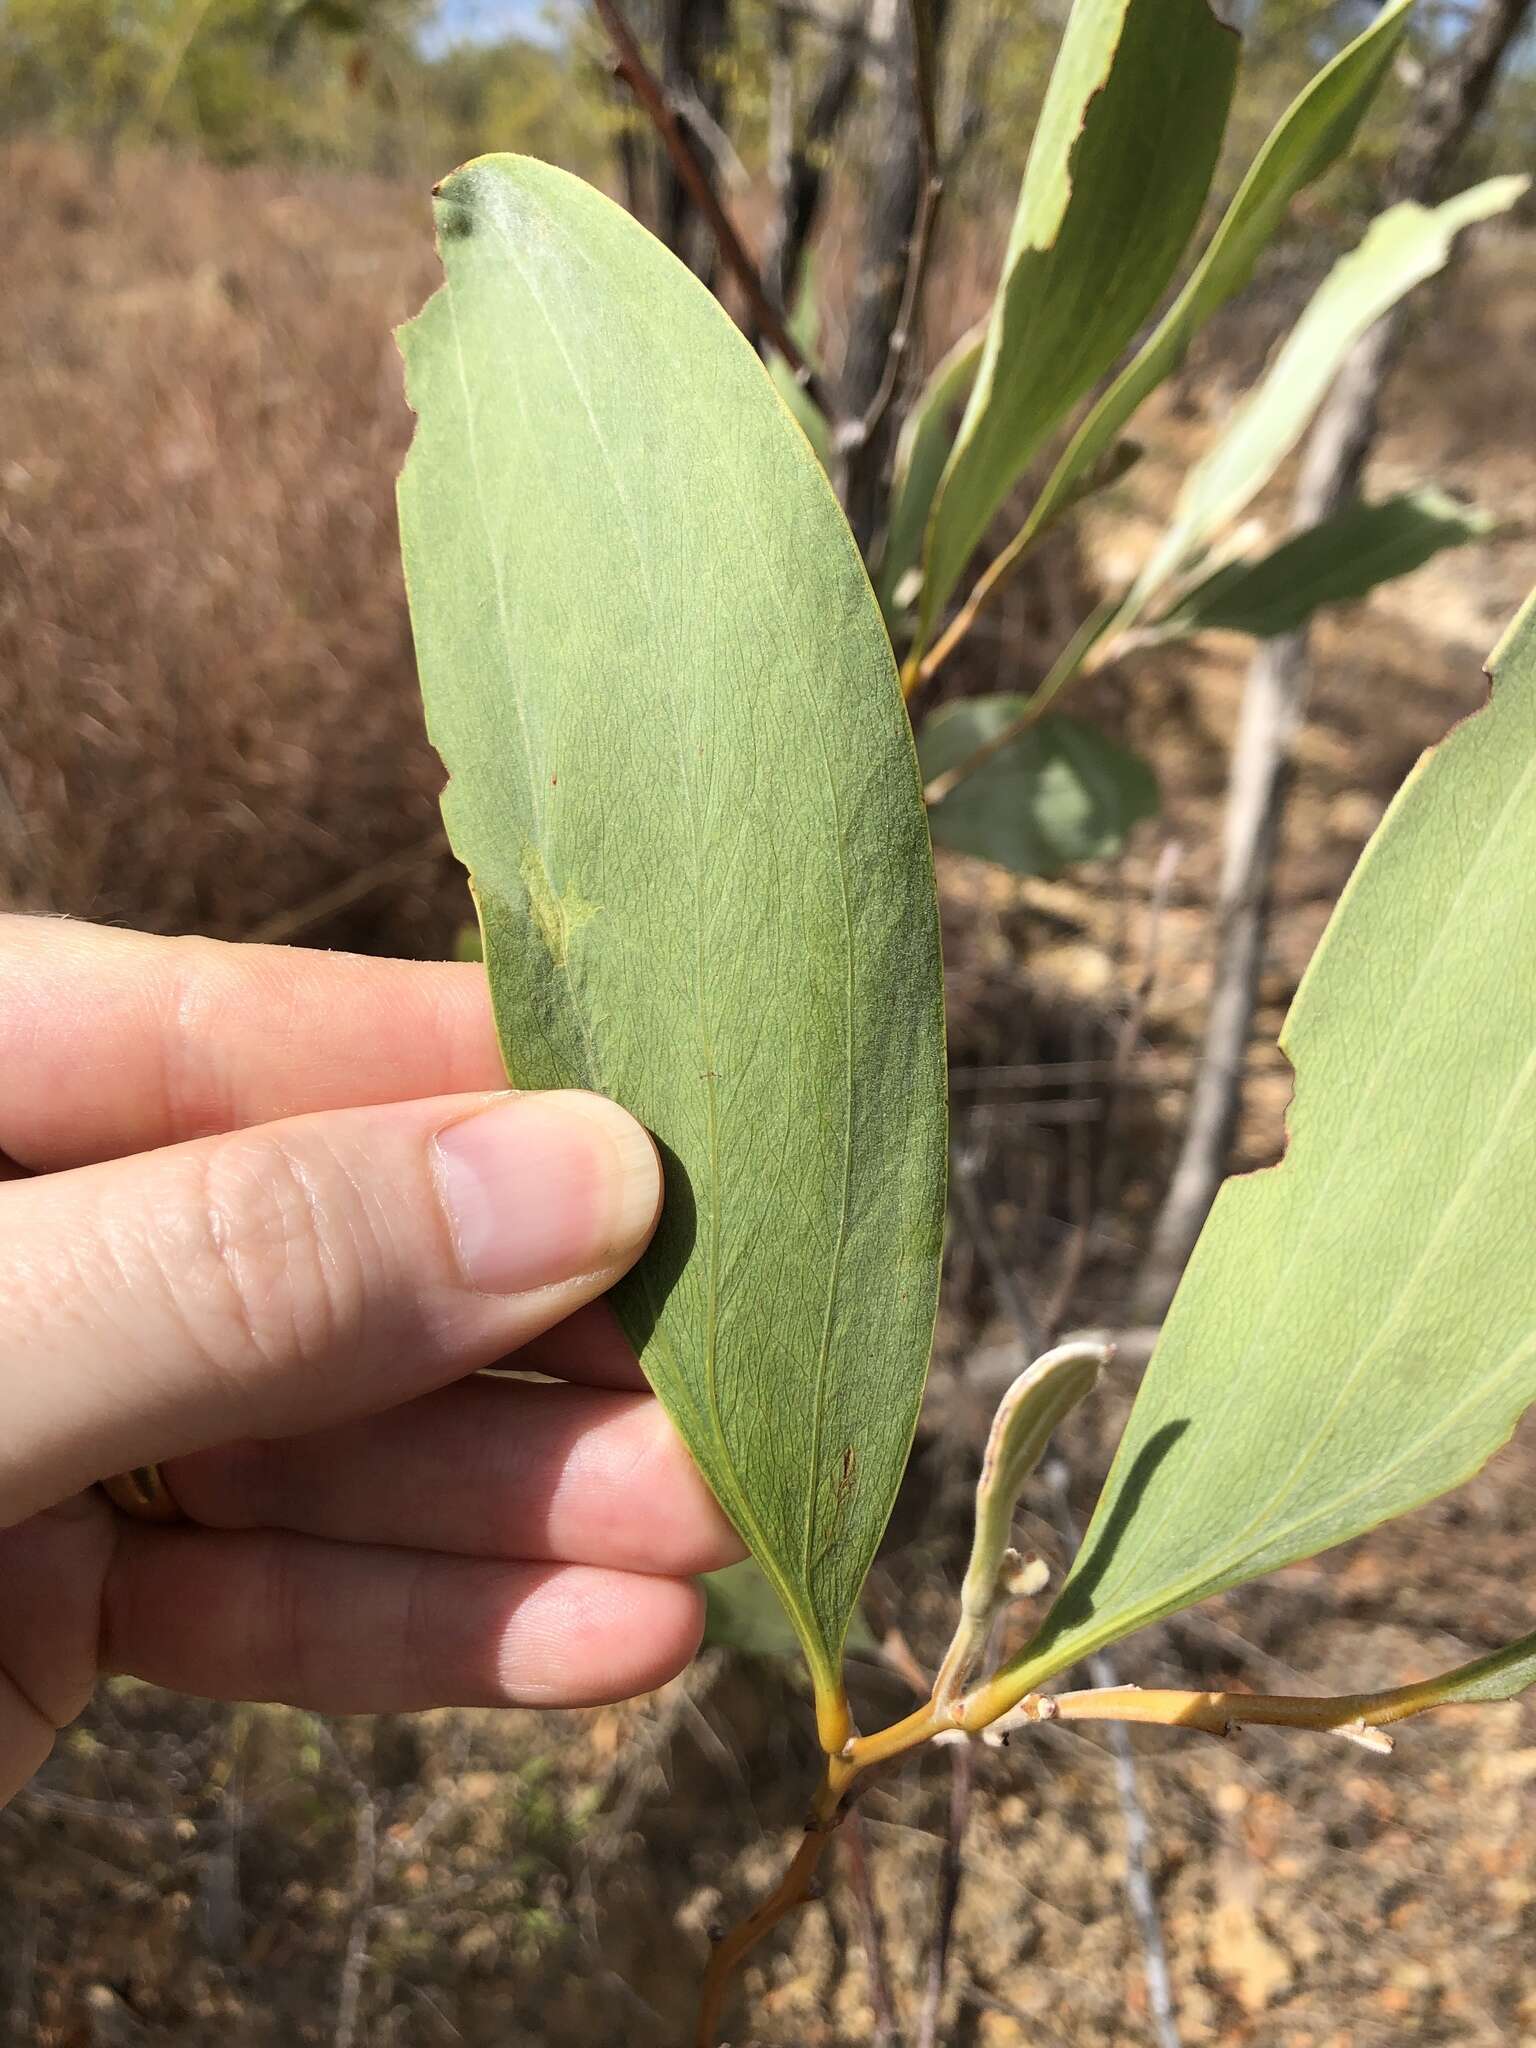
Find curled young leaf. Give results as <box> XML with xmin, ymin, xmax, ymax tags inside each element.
<box><xmin>934</xmin><ymin>1341</ymin><xmax>1106</xmax><ymax>1704</ymax></box>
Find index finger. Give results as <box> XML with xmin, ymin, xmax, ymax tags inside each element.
<box><xmin>0</xmin><ymin>917</ymin><xmax>505</xmax><ymax>1170</ymax></box>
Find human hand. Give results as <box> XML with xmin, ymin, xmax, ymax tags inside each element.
<box><xmin>0</xmin><ymin>917</ymin><xmax>742</xmax><ymax>1806</ymax></box>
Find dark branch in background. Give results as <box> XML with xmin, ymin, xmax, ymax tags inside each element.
<box><xmin>765</xmin><ymin>6</ymin><xmax>796</xmax><ymax>329</ymax></box>
<box><xmin>841</xmin><ymin>0</ymin><xmax>943</xmax><ymax>459</ymax></box>
<box><xmin>593</xmin><ymin>0</ymin><xmax>837</xmax><ymax>420</ymax></box>
<box><xmin>912</xmin><ymin>1732</ymin><xmax>974</xmax><ymax>2048</ymax></box>
<box><xmin>657</xmin><ymin>0</ymin><xmax>731</xmax><ymax>281</ymax></box>
<box><xmin>762</xmin><ymin>0</ymin><xmax>867</xmax><ymax>315</ymax></box>
<box><xmin>609</xmin><ymin>97</ymin><xmax>647</xmax><ymax>222</ymax></box>
<box><xmin>672</xmin><ymin>78</ymin><xmax>749</xmax><ymax>200</ymax></box>
<box><xmin>841</xmin><ymin>1811</ymin><xmax>899</xmax><ymax>2048</ymax></box>
<box><xmin>837</xmin><ymin>0</ymin><xmax>950</xmax><ymax>552</ymax></box>
<box><xmin>1133</xmin><ymin>0</ymin><xmax>1533</xmax><ymax>1323</ymax></box>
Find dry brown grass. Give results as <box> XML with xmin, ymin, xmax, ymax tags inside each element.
<box><xmin>0</xmin><ymin>139</ymin><xmax>467</xmax><ymax>955</ymax></box>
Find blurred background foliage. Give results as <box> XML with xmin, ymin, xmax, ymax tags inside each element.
<box><xmin>3</xmin><ymin>0</ymin><xmax>1533</xmax><ymax>202</ymax></box>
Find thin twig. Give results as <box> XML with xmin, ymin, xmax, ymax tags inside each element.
<box><xmin>954</xmin><ymin>1175</ymin><xmax>1182</xmax><ymax>2046</ymax></box>
<box><xmin>334</xmin><ymin>1790</ymin><xmax>377</xmax><ymax>2048</ymax></box>
<box><xmin>696</xmin><ymin>1821</ymin><xmax>837</xmax><ymax>2046</ymax></box>
<box><xmin>921</xmin><ymin>600</ymin><xmax>1124</xmax><ymax>797</ymax></box>
<box><xmin>309</xmin><ymin>1724</ymin><xmax>378</xmax><ymax>2048</ymax></box>
<box><xmin>842</xmin><ymin>1810</ymin><xmax>899</xmax><ymax>2048</ymax></box>
<box><xmin>1032</xmin><ymin>1467</ymin><xmax>1182</xmax><ymax>2046</ymax></box>
<box><xmin>878</xmin><ymin>1625</ymin><xmax>934</xmax><ymax>1698</ymax></box>
<box><xmin>840</xmin><ymin>0</ymin><xmax>942</xmax><ymax>454</ymax></box>
<box><xmin>1089</xmin><ymin>1658</ymin><xmax>1182</xmax><ymax>2048</ymax></box>
<box><xmin>915</xmin><ymin>1605</ymin><xmax>1010</xmax><ymax>2048</ymax></box>
<box><xmin>7</xmin><ymin>1896</ymin><xmax>38</xmax><ymax>2039</ymax></box>
<box><xmin>671</xmin><ymin>80</ymin><xmax>749</xmax><ymax>194</ymax></box>
<box><xmin>1038</xmin><ymin>839</ymin><xmax>1182</xmax><ymax>1339</ymax></box>
<box><xmin>949</xmin><ymin>1139</ymin><xmax>1045</xmax><ymax>1359</ymax></box>
<box><xmin>913</xmin><ymin>1733</ymin><xmax>973</xmax><ymax>2048</ymax></box>
<box><xmin>243</xmin><ymin>829</ymin><xmax>446</xmax><ymax>946</ymax></box>
<box><xmin>909</xmin><ymin>438</ymin><xmax>1143</xmax><ymax>693</ymax></box>
<box><xmin>773</xmin><ymin>0</ymin><xmax>881</xmax><ymax>45</ymax></box>
<box><xmin>594</xmin><ymin>0</ymin><xmax>836</xmax><ymax>420</ymax></box>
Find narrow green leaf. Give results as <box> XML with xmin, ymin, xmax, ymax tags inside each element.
<box><xmin>913</xmin><ymin>0</ymin><xmax>1238</xmax><ymax>650</ymax></box>
<box><xmin>397</xmin><ymin>157</ymin><xmax>948</xmax><ymax>1741</ymax></box>
<box><xmin>876</xmin><ymin>324</ymin><xmax>983</xmax><ymax>622</ymax></box>
<box><xmin>1152</xmin><ymin>487</ymin><xmax>1492</xmax><ymax>640</ymax></box>
<box><xmin>919</xmin><ymin>704</ymin><xmax>1158</xmax><ymax>877</ymax></box>
<box><xmin>993</xmin><ymin>588</ymin><xmax>1536</xmax><ymax>1699</ymax></box>
<box><xmin>958</xmin><ymin>0</ymin><xmax>1415</xmax><ymax>637</ymax></box>
<box><xmin>1407</xmin><ymin>1631</ymin><xmax>1536</xmax><ymax>1709</ymax></box>
<box><xmin>1124</xmin><ymin>177</ymin><xmax>1526</xmax><ymax>621</ymax></box>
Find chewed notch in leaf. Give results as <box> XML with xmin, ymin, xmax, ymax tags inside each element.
<box><xmin>989</xmin><ymin>588</ymin><xmax>1536</xmax><ymax>1702</ymax></box>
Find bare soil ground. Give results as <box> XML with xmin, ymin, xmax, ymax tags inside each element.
<box><xmin>3</xmin><ymin>142</ymin><xmax>1535</xmax><ymax>2048</ymax></box>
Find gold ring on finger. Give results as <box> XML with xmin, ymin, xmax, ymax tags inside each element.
<box><xmin>101</xmin><ymin>1463</ymin><xmax>186</xmax><ymax>1524</ymax></box>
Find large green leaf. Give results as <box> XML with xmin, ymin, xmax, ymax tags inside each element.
<box><xmin>919</xmin><ymin>704</ymin><xmax>1158</xmax><ymax>878</ymax></box>
<box><xmin>1122</xmin><ymin>177</ymin><xmax>1525</xmax><ymax>623</ymax></box>
<box><xmin>1151</xmin><ymin>487</ymin><xmax>1491</xmax><ymax>640</ymax></box>
<box><xmin>991</xmin><ymin>591</ymin><xmax>1536</xmax><ymax>1701</ymax></box>
<box><xmin>937</xmin><ymin>0</ymin><xmax>1413</xmax><ymax>657</ymax></box>
<box><xmin>397</xmin><ymin>157</ymin><xmax>948</xmax><ymax>1743</ymax></box>
<box><xmin>912</xmin><ymin>0</ymin><xmax>1238</xmax><ymax>652</ymax></box>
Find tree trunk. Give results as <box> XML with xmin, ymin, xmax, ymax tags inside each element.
<box><xmin>762</xmin><ymin>2</ymin><xmax>867</xmax><ymax>315</ymax></box>
<box><xmin>1134</xmin><ymin>0</ymin><xmax>1532</xmax><ymax>1324</ymax></box>
<box><xmin>656</xmin><ymin>0</ymin><xmax>732</xmax><ymax>278</ymax></box>
<box><xmin>837</xmin><ymin>0</ymin><xmax>946</xmax><ymax>554</ymax></box>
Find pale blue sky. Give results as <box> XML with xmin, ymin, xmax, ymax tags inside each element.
<box><xmin>420</xmin><ymin>0</ymin><xmax>573</xmax><ymax>52</ymax></box>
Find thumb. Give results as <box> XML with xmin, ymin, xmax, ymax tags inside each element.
<box><xmin>1</xmin><ymin>1089</ymin><xmax>661</xmax><ymax>1525</ymax></box>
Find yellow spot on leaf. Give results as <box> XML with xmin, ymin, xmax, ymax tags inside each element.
<box><xmin>520</xmin><ymin>843</ymin><xmax>598</xmax><ymax>968</ymax></box>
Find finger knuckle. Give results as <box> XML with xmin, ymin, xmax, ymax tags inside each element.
<box><xmin>163</xmin><ymin>1131</ymin><xmax>371</xmax><ymax>1413</ymax></box>
<box><xmin>247</xmin><ymin>1532</ymin><xmax>311</xmax><ymax>1703</ymax></box>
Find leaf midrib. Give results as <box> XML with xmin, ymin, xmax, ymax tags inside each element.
<box><xmin>461</xmin><ymin>181</ymin><xmax>865</xmax><ymax>1656</ymax></box>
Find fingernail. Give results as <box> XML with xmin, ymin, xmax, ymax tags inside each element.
<box><xmin>433</xmin><ymin>1092</ymin><xmax>660</xmax><ymax>1295</ymax></box>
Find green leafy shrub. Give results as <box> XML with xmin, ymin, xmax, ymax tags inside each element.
<box><xmin>396</xmin><ymin>4</ymin><xmax>1536</xmax><ymax>2039</ymax></box>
